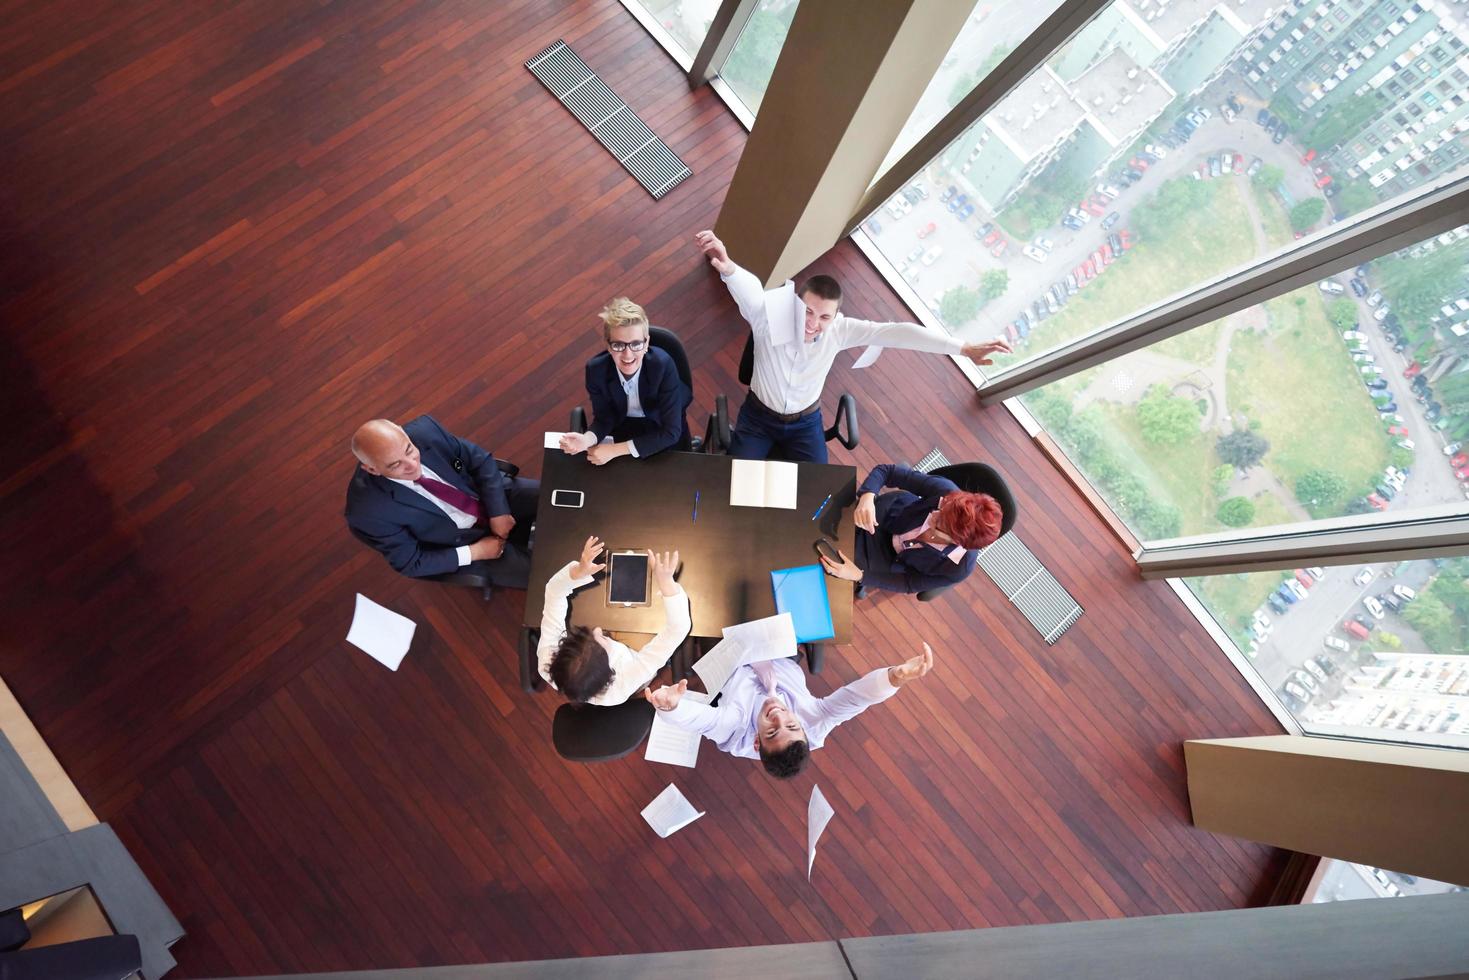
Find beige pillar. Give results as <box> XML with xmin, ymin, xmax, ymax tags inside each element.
<box><xmin>1185</xmin><ymin>735</ymin><xmax>1469</xmax><ymax>886</ymax></box>
<box><xmin>715</xmin><ymin>0</ymin><xmax>974</xmax><ymax>285</ymax></box>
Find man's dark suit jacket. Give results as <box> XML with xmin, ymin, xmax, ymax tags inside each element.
<box><xmin>585</xmin><ymin>346</ymin><xmax>691</xmax><ymax>457</ymax></box>
<box><xmin>856</xmin><ymin>463</ymin><xmax>979</xmax><ymax>594</ymax></box>
<box><xmin>344</xmin><ymin>415</ymin><xmax>510</xmax><ymax>578</ymax></box>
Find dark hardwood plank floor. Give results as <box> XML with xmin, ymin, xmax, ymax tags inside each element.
<box><xmin>0</xmin><ymin>1</ymin><xmax>1287</xmax><ymax>976</ymax></box>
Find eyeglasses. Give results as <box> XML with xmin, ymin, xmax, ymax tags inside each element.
<box><xmin>608</xmin><ymin>339</ymin><xmax>648</xmax><ymax>353</ymax></box>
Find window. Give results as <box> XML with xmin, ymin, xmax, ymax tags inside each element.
<box><xmin>719</xmin><ymin>0</ymin><xmax>801</xmax><ymax>115</ymax></box>
<box><xmin>622</xmin><ymin>0</ymin><xmax>723</xmax><ymax>64</ymax></box>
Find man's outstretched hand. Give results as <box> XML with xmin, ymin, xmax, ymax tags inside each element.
<box><xmin>644</xmin><ymin>679</ymin><xmax>687</xmax><ymax>711</ymax></box>
<box><xmin>959</xmin><ymin>337</ymin><xmax>1014</xmax><ymax>366</ymax></box>
<box><xmin>888</xmin><ymin>642</ymin><xmax>935</xmax><ymax>687</ymax></box>
<box><xmin>695</xmin><ymin>230</ymin><xmax>734</xmax><ymax>275</ymax></box>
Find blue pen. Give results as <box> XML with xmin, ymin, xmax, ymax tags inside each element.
<box><xmin>810</xmin><ymin>493</ymin><xmax>832</xmax><ymax>521</ymax></box>
<box><xmin>693</xmin><ymin>490</ymin><xmax>700</xmax><ymax>523</ymax></box>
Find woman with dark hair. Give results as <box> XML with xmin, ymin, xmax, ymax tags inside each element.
<box><xmin>535</xmin><ymin>537</ymin><xmax>689</xmax><ymax>704</ymax></box>
<box><xmin>819</xmin><ymin>463</ymin><xmax>1004</xmax><ymax>596</ymax></box>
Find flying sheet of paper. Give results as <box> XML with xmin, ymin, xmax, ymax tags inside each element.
<box><xmin>808</xmin><ymin>784</ymin><xmax>835</xmax><ymax>879</ymax></box>
<box><xmin>345</xmin><ymin>593</ymin><xmax>417</xmax><ymax>671</ymax></box>
<box><xmin>722</xmin><ymin>613</ymin><xmax>798</xmax><ymax>663</ymax></box>
<box><xmin>851</xmin><ymin>345</ymin><xmax>883</xmax><ymax>369</ymax></box>
<box><xmin>641</xmin><ymin>784</ymin><xmax>705</xmax><ymax>838</ymax></box>
<box><xmin>691</xmin><ymin>638</ymin><xmax>743</xmax><ymax>699</ymax></box>
<box><xmin>765</xmin><ymin>280</ymin><xmax>801</xmax><ymax>347</ymax></box>
<box><xmin>544</xmin><ymin>431</ymin><xmax>568</xmax><ymax>449</ymax></box>
<box><xmin>644</xmin><ymin>691</ymin><xmax>712</xmax><ymax>767</ymax></box>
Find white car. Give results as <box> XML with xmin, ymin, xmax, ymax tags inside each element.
<box><xmin>1307</xmin><ymin>567</ymin><xmax>1327</xmax><ymax>581</ymax></box>
<box><xmin>1363</xmin><ymin>596</ymin><xmax>1386</xmax><ymax>620</ymax></box>
<box><xmin>1352</xmin><ymin>353</ymin><xmax>1375</xmax><ymax>364</ymax></box>
<box><xmin>1302</xmin><ymin>659</ymin><xmax>1329</xmax><ymax>682</ymax></box>
<box><xmin>1318</xmin><ymin>280</ymin><xmax>1345</xmax><ymax>295</ymax></box>
<box><xmin>1397</xmin><ymin>439</ymin><xmax>1415</xmax><ymax>451</ymax></box>
<box><xmin>1284</xmin><ymin>579</ymin><xmax>1309</xmax><ymax>601</ymax></box>
<box><xmin>1442</xmin><ymin>442</ymin><xmax>1461</xmax><ymax>456</ymax></box>
<box><xmin>920</xmin><ymin>245</ymin><xmax>944</xmax><ymax>267</ymax></box>
<box><xmin>1022</xmin><ymin>244</ymin><xmax>1048</xmax><ymax>263</ymax></box>
<box><xmin>1341</xmin><ymin>330</ymin><xmax>1368</xmax><ymax>342</ymax></box>
<box><xmin>1354</xmin><ymin>567</ymin><xmax>1375</xmax><ymax>586</ymax></box>
<box><xmin>1373</xmin><ymin>305</ymin><xmax>1390</xmax><ymax>321</ymax></box>
<box><xmin>1283</xmin><ymin>680</ymin><xmax>1312</xmax><ymax>703</ymax></box>
<box><xmin>1323</xmin><ymin>636</ymin><xmax>1351</xmax><ymax>653</ymax></box>
<box><xmin>1144</xmin><ymin>143</ymin><xmax>1168</xmax><ymax>159</ymax></box>
<box><xmin>1095</xmin><ymin>183</ymin><xmax>1120</xmax><ymax>200</ymax></box>
<box><xmin>1220</xmin><ymin>154</ymin><xmax>1233</xmax><ymax>174</ymax></box>
<box><xmin>1367</xmin><ymin>290</ymin><xmax>1384</xmax><ymax>307</ymax></box>
<box><xmin>1032</xmin><ymin>236</ymin><xmax>1054</xmax><ymax>252</ymax></box>
<box><xmin>1392</xmin><ymin>584</ymin><xmax>1417</xmax><ymax>602</ymax></box>
<box><xmin>1252</xmin><ymin>610</ymin><xmax>1272</xmax><ymax>629</ymax></box>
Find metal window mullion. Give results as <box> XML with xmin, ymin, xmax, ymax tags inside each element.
<box><xmin>689</xmin><ymin>0</ymin><xmax>761</xmax><ymax>87</ymax></box>
<box><xmin>977</xmin><ymin>170</ymin><xmax>1469</xmax><ymax>405</ymax></box>
<box><xmin>842</xmin><ymin>0</ymin><xmax>1111</xmax><ymax>237</ymax></box>
<box><xmin>1134</xmin><ymin>511</ymin><xmax>1469</xmax><ymax>580</ymax></box>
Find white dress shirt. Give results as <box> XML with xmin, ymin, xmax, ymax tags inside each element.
<box><xmin>720</xmin><ymin>263</ymin><xmax>966</xmax><ymax>414</ymax></box>
<box><xmin>536</xmin><ymin>562</ymin><xmax>691</xmax><ymax>706</ymax></box>
<box><xmin>659</xmin><ymin>658</ymin><xmax>898</xmax><ymax>759</ymax></box>
<box><xmin>618</xmin><ymin>365</ymin><xmax>646</xmax><ymax>418</ymax></box>
<box><xmin>391</xmin><ymin>464</ymin><xmax>477</xmax><ymax>567</ymax></box>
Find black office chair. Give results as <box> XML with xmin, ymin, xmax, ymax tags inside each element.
<box><xmin>703</xmin><ymin>332</ymin><xmax>859</xmax><ymax>456</ymax></box>
<box><xmin>552</xmin><ymin>700</ymin><xmax>656</xmax><ymax>762</ymax></box>
<box><xmin>915</xmin><ymin>461</ymin><xmax>1018</xmax><ymax>603</ymax></box>
<box><xmin>0</xmin><ymin>934</ymin><xmax>142</xmax><ymax>980</ymax></box>
<box><xmin>569</xmin><ymin>325</ymin><xmax>701</xmax><ymax>452</ymax></box>
<box><xmin>349</xmin><ymin>460</ymin><xmax>522</xmax><ymax>602</ymax></box>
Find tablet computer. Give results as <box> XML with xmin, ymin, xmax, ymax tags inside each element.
<box><xmin>607</xmin><ymin>551</ymin><xmax>651</xmax><ymax>607</ymax></box>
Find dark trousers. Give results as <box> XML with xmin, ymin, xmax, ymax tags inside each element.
<box><xmin>728</xmin><ymin>393</ymin><xmax>828</xmax><ymax>462</ymax></box>
<box><xmin>467</xmin><ymin>475</ymin><xmax>539</xmax><ymax>590</ymax></box>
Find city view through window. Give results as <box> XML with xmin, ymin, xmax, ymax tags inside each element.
<box><xmin>856</xmin><ymin>0</ymin><xmax>1469</xmax><ymax>745</ymax></box>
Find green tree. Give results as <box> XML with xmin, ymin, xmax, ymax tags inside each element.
<box><xmin>1216</xmin><ymin>429</ymin><xmax>1269</xmax><ymax>470</ymax></box>
<box><xmin>1371</xmin><ymin>630</ymin><xmax>1402</xmax><ymax>650</ymax></box>
<box><xmin>1335</xmin><ymin>178</ymin><xmax>1378</xmax><ymax>217</ymax></box>
<box><xmin>1216</xmin><ymin>496</ymin><xmax>1256</xmax><ymax>527</ymax></box>
<box><xmin>939</xmin><ymin>286</ymin><xmax>982</xmax><ymax>325</ymax></box>
<box><xmin>1327</xmin><ymin>298</ymin><xmax>1358</xmax><ymax>332</ymax></box>
<box><xmin>947</xmin><ymin>71</ymin><xmax>977</xmax><ymax>108</ymax></box>
<box><xmin>1304</xmin><ymin>93</ymin><xmax>1385</xmax><ymax>150</ymax></box>
<box><xmin>1136</xmin><ymin>385</ymin><xmax>1202</xmax><ymax>445</ymax></box>
<box><xmin>1375</xmin><ymin>241</ymin><xmax>1469</xmax><ymax>343</ymax></box>
<box><xmin>1134</xmin><ymin>178</ymin><xmax>1211</xmax><ymax>241</ymax></box>
<box><xmin>1289</xmin><ymin>198</ymin><xmax>1326</xmax><ymax>232</ymax></box>
<box><xmin>1295</xmin><ymin>469</ymin><xmax>1347</xmax><ymax>511</ymax></box>
<box><xmin>1251</xmin><ymin>164</ymin><xmax>1284</xmax><ymax>190</ymax></box>
<box><xmin>980</xmin><ymin>269</ymin><xmax>1009</xmax><ymax>302</ymax></box>
<box><xmin>1211</xmin><ymin>464</ymin><xmax>1234</xmax><ymax>499</ymax></box>
<box><xmin>721</xmin><ymin>4</ymin><xmax>797</xmax><ymax>105</ymax></box>
<box><xmin>1404</xmin><ymin>593</ymin><xmax>1455</xmax><ymax>650</ymax></box>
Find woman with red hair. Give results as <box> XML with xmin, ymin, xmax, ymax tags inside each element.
<box><xmin>819</xmin><ymin>463</ymin><xmax>1004</xmax><ymax>596</ymax></box>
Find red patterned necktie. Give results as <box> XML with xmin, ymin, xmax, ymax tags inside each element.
<box><xmin>415</xmin><ymin>476</ymin><xmax>485</xmax><ymax>524</ymax></box>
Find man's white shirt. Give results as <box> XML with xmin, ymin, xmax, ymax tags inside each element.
<box><xmin>719</xmin><ymin>263</ymin><xmax>965</xmax><ymax>414</ymax></box>
<box><xmin>390</xmin><ymin>464</ymin><xmax>477</xmax><ymax>566</ymax></box>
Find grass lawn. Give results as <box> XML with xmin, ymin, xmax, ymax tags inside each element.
<box><xmin>996</xmin><ymin>177</ymin><xmax>1256</xmax><ymax>369</ymax></box>
<box><xmin>1252</xmin><ymin>184</ymin><xmax>1293</xmax><ymax>251</ymax></box>
<box><xmin>1090</xmin><ymin>402</ymin><xmax>1218</xmax><ymax>535</ymax></box>
<box><xmin>1225</xmin><ymin>293</ymin><xmax>1391</xmax><ymax>500</ymax></box>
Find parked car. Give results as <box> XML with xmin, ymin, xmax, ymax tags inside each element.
<box><xmin>1290</xmin><ymin>668</ymin><xmax>1321</xmax><ymax>694</ymax></box>
<box><xmin>1372</xmin><ymin>305</ymin><xmax>1390</xmax><ymax>322</ymax></box>
<box><xmin>1256</xmin><ymin>108</ymin><xmax>1271</xmax><ymax>127</ymax></box>
<box><xmin>1307</xmin><ymin>567</ymin><xmax>1326</xmax><ymax>581</ymax></box>
<box><xmin>1275</xmin><ymin>584</ymin><xmax>1299</xmax><ymax>606</ymax></box>
<box><xmin>1267</xmin><ymin>593</ymin><xmax>1289</xmax><ymax>615</ymax></box>
<box><xmin>1392</xmin><ymin>584</ymin><xmax>1417</xmax><ymax>602</ymax></box>
<box><xmin>1284</xmin><ymin>579</ymin><xmax>1309</xmax><ymax>601</ymax></box>
<box><xmin>1282</xmin><ymin>680</ymin><xmax>1312</xmax><ymax>704</ymax></box>
<box><xmin>1354</xmin><ymin>567</ymin><xmax>1375</xmax><ymax>586</ymax></box>
<box><xmin>1367</xmin><ymin>289</ymin><xmax>1384</xmax><ymax>307</ymax></box>
<box><xmin>946</xmin><ymin>193</ymin><xmax>968</xmax><ymax>214</ymax></box>
<box><xmin>1022</xmin><ymin>244</ymin><xmax>1048</xmax><ymax>263</ymax></box>
<box><xmin>1123</xmin><ymin>167</ymin><xmax>1144</xmax><ymax>181</ymax></box>
<box><xmin>1312</xmin><ymin>654</ymin><xmax>1340</xmax><ymax>676</ymax></box>
<box><xmin>1349</xmin><ymin>277</ymin><xmax>1368</xmax><ymax>297</ymax></box>
<box><xmin>1343</xmin><ymin>619</ymin><xmax>1371</xmax><ymax>640</ymax></box>
<box><xmin>917</xmin><ymin>221</ymin><xmax>937</xmax><ymax>239</ymax></box>
<box><xmin>1366</xmin><ymin>378</ymin><xmax>1389</xmax><ymax>390</ymax></box>
<box><xmin>920</xmin><ymin>245</ymin><xmax>943</xmax><ymax>266</ymax></box>
<box><xmin>941</xmin><ymin>185</ymin><xmax>958</xmax><ymax>204</ymax></box>
<box><xmin>1101</xmin><ymin>211</ymin><xmax>1121</xmax><ymax>230</ymax></box>
<box><xmin>1245</xmin><ymin>157</ymin><xmax>1262</xmax><ymax>177</ymax></box>
<box><xmin>957</xmin><ymin>202</ymin><xmax>975</xmax><ymax>220</ymax></box>
<box><xmin>991</xmin><ymin>239</ymin><xmax>1008</xmax><ymax>258</ymax></box>
<box><xmin>1443</xmin><ymin>441</ymin><xmax>1462</xmax><ymax>457</ymax></box>
<box><xmin>1318</xmin><ymin>280</ymin><xmax>1345</xmax><ymax>295</ymax></box>
<box><xmin>1293</xmin><ymin>569</ymin><xmax>1314</xmax><ymax>589</ymax></box>
<box><xmin>1380</xmin><ymin>592</ymin><xmax>1403</xmax><ymax>614</ymax></box>
<box><xmin>1323</xmin><ymin>636</ymin><xmax>1351</xmax><ymax>654</ymax></box>
<box><xmin>1208</xmin><ymin>156</ymin><xmax>1222</xmax><ymax>177</ymax></box>
<box><xmin>1366</xmin><ymin>492</ymin><xmax>1389</xmax><ymax>510</ymax></box>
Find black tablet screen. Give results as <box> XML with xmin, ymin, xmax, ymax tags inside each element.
<box><xmin>608</xmin><ymin>553</ymin><xmax>650</xmax><ymax>604</ymax></box>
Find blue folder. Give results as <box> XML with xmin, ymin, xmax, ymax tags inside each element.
<box><xmin>771</xmin><ymin>564</ymin><xmax>835</xmax><ymax>643</ymax></box>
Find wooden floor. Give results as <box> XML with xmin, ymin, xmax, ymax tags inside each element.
<box><xmin>0</xmin><ymin>1</ymin><xmax>1287</xmax><ymax>976</ymax></box>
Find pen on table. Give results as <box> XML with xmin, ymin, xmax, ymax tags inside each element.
<box><xmin>810</xmin><ymin>493</ymin><xmax>832</xmax><ymax>521</ymax></box>
<box><xmin>693</xmin><ymin>490</ymin><xmax>699</xmax><ymax>523</ymax></box>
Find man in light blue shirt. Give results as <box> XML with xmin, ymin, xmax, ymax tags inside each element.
<box><xmin>644</xmin><ymin>643</ymin><xmax>935</xmax><ymax>779</ymax></box>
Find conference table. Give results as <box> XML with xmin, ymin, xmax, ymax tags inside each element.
<box><xmin>523</xmin><ymin>447</ymin><xmax>857</xmax><ymax>643</ymax></box>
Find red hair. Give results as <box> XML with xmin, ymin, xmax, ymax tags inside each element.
<box><xmin>939</xmin><ymin>491</ymin><xmax>1004</xmax><ymax>550</ymax></box>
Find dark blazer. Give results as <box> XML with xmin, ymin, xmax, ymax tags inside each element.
<box><xmin>856</xmin><ymin>463</ymin><xmax>978</xmax><ymax>594</ymax></box>
<box><xmin>344</xmin><ymin>415</ymin><xmax>510</xmax><ymax>578</ymax></box>
<box><xmin>585</xmin><ymin>346</ymin><xmax>690</xmax><ymax>457</ymax></box>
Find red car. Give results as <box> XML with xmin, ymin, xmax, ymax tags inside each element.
<box><xmin>1367</xmin><ymin>493</ymin><xmax>1389</xmax><ymax>510</ymax></box>
<box><xmin>990</xmin><ymin>240</ymin><xmax>1008</xmax><ymax>257</ymax></box>
<box><xmin>1456</xmin><ymin>467</ymin><xmax>1469</xmax><ymax>481</ymax></box>
<box><xmin>1343</xmin><ymin>619</ymin><xmax>1371</xmax><ymax>640</ymax></box>
<box><xmin>1404</xmin><ymin>361</ymin><xmax>1422</xmax><ymax>378</ymax></box>
<box><xmin>1102</xmin><ymin>243</ymin><xmax>1116</xmax><ymax>263</ymax></box>
<box><xmin>1302</xmin><ymin>149</ymin><xmax>1317</xmax><ymax>163</ymax></box>
<box><xmin>1315</xmin><ymin>174</ymin><xmax>1333</xmax><ymax>188</ymax></box>
<box><xmin>1452</xmin><ymin>453</ymin><xmax>1468</xmax><ymax>468</ymax></box>
<box><xmin>1233</xmin><ymin>153</ymin><xmax>1244</xmax><ymax>172</ymax></box>
<box><xmin>1084</xmin><ymin>198</ymin><xmax>1107</xmax><ymax>216</ymax></box>
<box><xmin>1294</xmin><ymin>569</ymin><xmax>1314</xmax><ymax>589</ymax></box>
<box><xmin>1388</xmin><ymin>425</ymin><xmax>1409</xmax><ymax>436</ymax></box>
<box><xmin>1129</xmin><ymin>156</ymin><xmax>1150</xmax><ymax>171</ymax></box>
<box><xmin>917</xmin><ymin>221</ymin><xmax>937</xmax><ymax>239</ymax></box>
<box><xmin>983</xmin><ymin>228</ymin><xmax>1002</xmax><ymax>245</ymax></box>
<box><xmin>1119</xmin><ymin>229</ymin><xmax>1134</xmax><ymax>249</ymax></box>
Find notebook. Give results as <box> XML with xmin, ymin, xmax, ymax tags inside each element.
<box><xmin>770</xmin><ymin>564</ymin><xmax>835</xmax><ymax>643</ymax></box>
<box><xmin>730</xmin><ymin>458</ymin><xmax>798</xmax><ymax>508</ymax></box>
